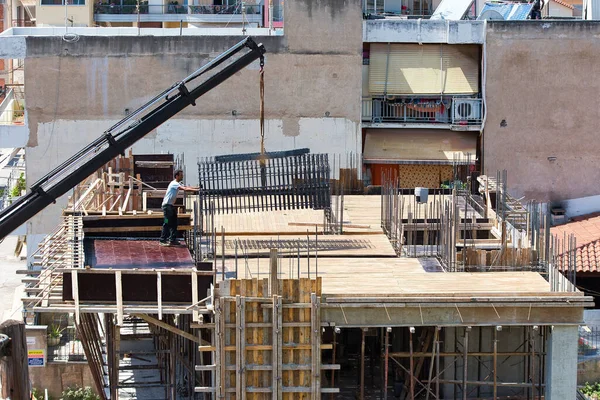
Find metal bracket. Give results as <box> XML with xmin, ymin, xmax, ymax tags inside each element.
<box><xmin>178</xmin><ymin>83</ymin><xmax>197</xmax><ymax>106</ymax></box>
<box><xmin>35</xmin><ymin>186</ymin><xmax>56</xmax><ymax>204</ymax></box>
<box><xmin>104</xmin><ymin>132</ymin><xmax>125</xmax><ymax>156</ymax></box>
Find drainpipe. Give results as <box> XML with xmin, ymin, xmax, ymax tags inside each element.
<box><xmin>480</xmin><ymin>20</ymin><xmax>488</xmax><ymax>172</ymax></box>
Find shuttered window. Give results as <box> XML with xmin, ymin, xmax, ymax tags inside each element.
<box><xmin>442</xmin><ymin>45</ymin><xmax>480</xmax><ymax>94</ymax></box>
<box><xmin>368</xmin><ymin>44</ymin><xmax>480</xmax><ymax>95</ymax></box>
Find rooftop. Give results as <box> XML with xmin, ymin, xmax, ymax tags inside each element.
<box><xmin>551</xmin><ymin>213</ymin><xmax>600</xmax><ymax>273</ymax></box>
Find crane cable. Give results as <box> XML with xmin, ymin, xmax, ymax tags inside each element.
<box><xmin>258</xmin><ymin>57</ymin><xmax>267</xmax><ymax>187</ymax></box>
<box><xmin>259</xmin><ymin>57</ymin><xmax>265</xmax><ymax>157</ymax></box>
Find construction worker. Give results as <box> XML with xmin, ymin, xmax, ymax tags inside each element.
<box><xmin>159</xmin><ymin>169</ymin><xmax>199</xmax><ymax>246</ymax></box>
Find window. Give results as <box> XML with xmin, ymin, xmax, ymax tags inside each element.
<box><xmin>41</xmin><ymin>0</ymin><xmax>85</xmax><ymax>5</ymax></box>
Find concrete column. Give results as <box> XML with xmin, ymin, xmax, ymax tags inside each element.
<box><xmin>545</xmin><ymin>325</ymin><xmax>578</xmax><ymax>400</ymax></box>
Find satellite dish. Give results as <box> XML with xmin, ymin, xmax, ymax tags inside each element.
<box><xmin>478</xmin><ymin>9</ymin><xmax>505</xmax><ymax>20</ymax></box>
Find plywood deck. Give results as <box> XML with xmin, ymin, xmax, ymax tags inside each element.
<box><xmin>213</xmin><ymin>208</ymin><xmax>326</xmax><ymax>234</ymax></box>
<box><xmin>216</xmin><ymin>234</ymin><xmax>397</xmax><ymax>258</ymax></box>
<box><xmin>224</xmin><ymin>257</ymin><xmax>553</xmax><ymax>296</ymax></box>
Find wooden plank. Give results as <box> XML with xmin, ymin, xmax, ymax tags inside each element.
<box><xmin>72</xmin><ymin>269</ymin><xmax>80</xmax><ymax>324</ymax></box>
<box><xmin>236</xmin><ymin>295</ymin><xmax>246</xmax><ymax>400</ymax></box>
<box><xmin>132</xmin><ymin>313</ymin><xmax>205</xmax><ymax>345</ymax></box>
<box><xmin>310</xmin><ymin>292</ymin><xmax>321</xmax><ymax>398</ymax></box>
<box><xmin>191</xmin><ymin>270</ymin><xmax>199</xmax><ymax>323</ymax></box>
<box><xmin>83</xmin><ymin>226</ymin><xmax>193</xmax><ymax>233</ymax></box>
<box><xmin>270</xmin><ymin>249</ymin><xmax>279</xmax><ymax>296</ymax></box>
<box><xmin>273</xmin><ymin>295</ymin><xmax>282</xmax><ymax>400</ymax></box>
<box><xmin>115</xmin><ymin>271</ymin><xmax>123</xmax><ymax>326</ymax></box>
<box><xmin>157</xmin><ymin>272</ymin><xmax>162</xmax><ymax>321</ymax></box>
<box><xmin>215</xmin><ymin>297</ymin><xmax>225</xmax><ymax>399</ymax></box>
<box><xmin>0</xmin><ymin>321</ymin><xmax>30</xmax><ymax>400</ymax></box>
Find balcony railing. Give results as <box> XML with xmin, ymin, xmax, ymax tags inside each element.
<box><xmin>362</xmin><ymin>97</ymin><xmax>482</xmax><ymax>126</ymax></box>
<box><xmin>47</xmin><ymin>326</ymin><xmax>86</xmax><ymax>362</ymax></box>
<box><xmin>95</xmin><ymin>3</ymin><xmax>261</xmax><ymax>14</ymax></box>
<box><xmin>0</xmin><ymin>89</ymin><xmax>25</xmax><ymax>125</ymax></box>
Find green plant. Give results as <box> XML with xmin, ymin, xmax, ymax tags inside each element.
<box><xmin>582</xmin><ymin>381</ymin><xmax>600</xmax><ymax>397</ymax></box>
<box><xmin>32</xmin><ymin>388</ymin><xmax>54</xmax><ymax>400</ymax></box>
<box><xmin>61</xmin><ymin>386</ymin><xmax>101</xmax><ymax>400</ymax></box>
<box><xmin>10</xmin><ymin>173</ymin><xmax>25</xmax><ymax>198</ymax></box>
<box><xmin>48</xmin><ymin>323</ymin><xmax>65</xmax><ymax>339</ymax></box>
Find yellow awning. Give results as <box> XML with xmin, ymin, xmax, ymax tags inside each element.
<box><xmin>363</xmin><ymin>129</ymin><xmax>477</xmax><ymax>164</ymax></box>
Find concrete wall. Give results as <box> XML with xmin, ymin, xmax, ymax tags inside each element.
<box><xmin>546</xmin><ymin>325</ymin><xmax>578</xmax><ymax>399</ymax></box>
<box><xmin>484</xmin><ymin>21</ymin><xmax>600</xmax><ymax>203</ymax></box>
<box><xmin>363</xmin><ymin>19</ymin><xmax>485</xmax><ymax>44</ymax></box>
<box><xmin>37</xmin><ymin>4</ymin><xmax>93</xmax><ymax>27</ymax></box>
<box><xmin>29</xmin><ymin>362</ymin><xmax>97</xmax><ymax>399</ymax></box>
<box><xmin>22</xmin><ymin>0</ymin><xmax>362</xmax><ymax>255</ymax></box>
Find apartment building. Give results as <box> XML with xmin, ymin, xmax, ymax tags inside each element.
<box><xmin>361</xmin><ymin>19</ymin><xmax>483</xmax><ymax>188</ymax></box>
<box><xmin>34</xmin><ymin>0</ymin><xmax>283</xmax><ymax>28</ymax></box>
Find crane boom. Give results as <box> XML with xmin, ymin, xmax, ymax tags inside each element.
<box><xmin>0</xmin><ymin>37</ymin><xmax>266</xmax><ymax>240</ymax></box>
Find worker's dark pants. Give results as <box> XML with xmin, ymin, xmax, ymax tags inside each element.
<box><xmin>160</xmin><ymin>204</ymin><xmax>178</xmax><ymax>243</ymax></box>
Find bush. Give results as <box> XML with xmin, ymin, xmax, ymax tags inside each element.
<box><xmin>10</xmin><ymin>173</ymin><xmax>25</xmax><ymax>198</ymax></box>
<box><xmin>61</xmin><ymin>386</ymin><xmax>100</xmax><ymax>400</ymax></box>
<box><xmin>31</xmin><ymin>388</ymin><xmax>53</xmax><ymax>400</ymax></box>
<box><xmin>581</xmin><ymin>381</ymin><xmax>600</xmax><ymax>397</ymax></box>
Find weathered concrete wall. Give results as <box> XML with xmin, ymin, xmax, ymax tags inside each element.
<box><xmin>546</xmin><ymin>325</ymin><xmax>578</xmax><ymax>399</ymax></box>
<box><xmin>484</xmin><ymin>21</ymin><xmax>600</xmax><ymax>203</ymax></box>
<box><xmin>29</xmin><ymin>362</ymin><xmax>97</xmax><ymax>399</ymax></box>
<box><xmin>36</xmin><ymin>4</ymin><xmax>93</xmax><ymax>28</ymax></box>
<box><xmin>22</xmin><ymin>0</ymin><xmax>362</xmax><ymax>248</ymax></box>
<box><xmin>363</xmin><ymin>19</ymin><xmax>485</xmax><ymax>44</ymax></box>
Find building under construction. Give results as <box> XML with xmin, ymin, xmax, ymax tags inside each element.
<box><xmin>19</xmin><ymin>150</ymin><xmax>591</xmax><ymax>399</ymax></box>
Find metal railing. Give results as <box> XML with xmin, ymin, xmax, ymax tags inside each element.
<box><xmin>0</xmin><ymin>89</ymin><xmax>25</xmax><ymax>125</ymax></box>
<box><xmin>94</xmin><ymin>3</ymin><xmax>262</xmax><ymax>15</ymax></box>
<box><xmin>47</xmin><ymin>326</ymin><xmax>87</xmax><ymax>362</ymax></box>
<box><xmin>579</xmin><ymin>326</ymin><xmax>600</xmax><ymax>362</ymax></box>
<box><xmin>362</xmin><ymin>97</ymin><xmax>482</xmax><ymax>126</ymax></box>
<box><xmin>12</xmin><ymin>19</ymin><xmax>36</xmax><ymax>27</ymax></box>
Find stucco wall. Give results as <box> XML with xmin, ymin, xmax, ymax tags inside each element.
<box><xmin>484</xmin><ymin>21</ymin><xmax>600</xmax><ymax>203</ymax></box>
<box><xmin>29</xmin><ymin>362</ymin><xmax>97</xmax><ymax>399</ymax></box>
<box><xmin>37</xmin><ymin>4</ymin><xmax>93</xmax><ymax>27</ymax></box>
<box><xmin>22</xmin><ymin>0</ymin><xmax>362</xmax><ymax>250</ymax></box>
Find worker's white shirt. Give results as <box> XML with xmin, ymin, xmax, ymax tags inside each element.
<box><xmin>162</xmin><ymin>180</ymin><xmax>182</xmax><ymax>206</ymax></box>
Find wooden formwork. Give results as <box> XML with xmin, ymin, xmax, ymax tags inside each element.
<box><xmin>198</xmin><ymin>277</ymin><xmax>339</xmax><ymax>398</ymax></box>
<box><xmin>458</xmin><ymin>247</ymin><xmax>538</xmax><ymax>269</ymax></box>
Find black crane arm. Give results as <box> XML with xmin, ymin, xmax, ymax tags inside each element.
<box><xmin>0</xmin><ymin>37</ymin><xmax>266</xmax><ymax>240</ymax></box>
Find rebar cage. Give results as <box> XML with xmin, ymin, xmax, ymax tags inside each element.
<box><xmin>198</xmin><ymin>152</ymin><xmax>331</xmax><ymax>214</ymax></box>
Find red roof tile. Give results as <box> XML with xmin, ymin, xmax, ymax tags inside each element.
<box><xmin>551</xmin><ymin>214</ymin><xmax>600</xmax><ymax>273</ymax></box>
<box><xmin>552</xmin><ymin>0</ymin><xmax>575</xmax><ymax>9</ymax></box>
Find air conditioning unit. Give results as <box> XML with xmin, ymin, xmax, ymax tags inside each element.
<box><xmin>453</xmin><ymin>99</ymin><xmax>482</xmax><ymax>121</ymax></box>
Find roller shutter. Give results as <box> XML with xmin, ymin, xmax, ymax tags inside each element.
<box><xmin>368</xmin><ymin>44</ymin><xmax>480</xmax><ymax>96</ymax></box>
<box><xmin>442</xmin><ymin>45</ymin><xmax>480</xmax><ymax>94</ymax></box>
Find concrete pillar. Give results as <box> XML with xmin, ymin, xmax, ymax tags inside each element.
<box><xmin>545</xmin><ymin>325</ymin><xmax>578</xmax><ymax>400</ymax></box>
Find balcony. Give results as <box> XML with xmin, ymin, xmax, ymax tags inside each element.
<box><xmin>0</xmin><ymin>88</ymin><xmax>29</xmax><ymax>148</ymax></box>
<box><xmin>94</xmin><ymin>3</ymin><xmax>264</xmax><ymax>24</ymax></box>
<box><xmin>362</xmin><ymin>97</ymin><xmax>482</xmax><ymax>130</ymax></box>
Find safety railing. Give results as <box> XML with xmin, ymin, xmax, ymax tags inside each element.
<box><xmin>362</xmin><ymin>97</ymin><xmax>451</xmax><ymax>124</ymax></box>
<box><xmin>22</xmin><ymin>216</ymin><xmax>85</xmax><ymax>312</ymax></box>
<box><xmin>94</xmin><ymin>3</ymin><xmax>262</xmax><ymax>15</ymax></box>
<box><xmin>579</xmin><ymin>326</ymin><xmax>600</xmax><ymax>362</ymax></box>
<box><xmin>47</xmin><ymin>326</ymin><xmax>87</xmax><ymax>362</ymax></box>
<box><xmin>362</xmin><ymin>97</ymin><xmax>482</xmax><ymax>126</ymax></box>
